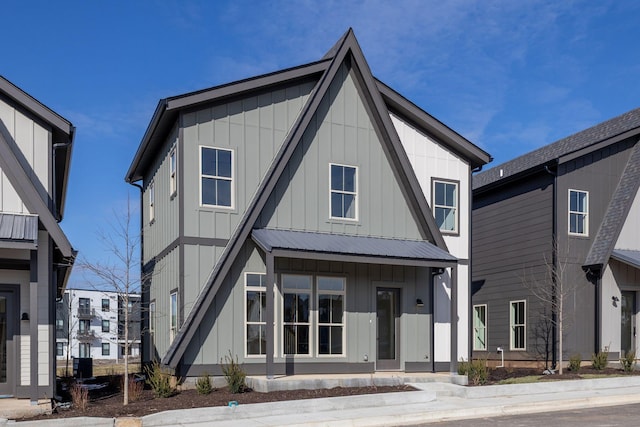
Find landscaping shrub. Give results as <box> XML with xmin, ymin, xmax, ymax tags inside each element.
<box><xmin>591</xmin><ymin>348</ymin><xmax>609</xmax><ymax>371</ymax></box>
<box><xmin>620</xmin><ymin>351</ymin><xmax>637</xmax><ymax>373</ymax></box>
<box><xmin>221</xmin><ymin>351</ymin><xmax>247</xmax><ymax>393</ymax></box>
<box><xmin>70</xmin><ymin>383</ymin><xmax>89</xmax><ymax>411</ymax></box>
<box><xmin>145</xmin><ymin>361</ymin><xmax>175</xmax><ymax>398</ymax></box>
<box><xmin>568</xmin><ymin>354</ymin><xmax>582</xmax><ymax>372</ymax></box>
<box><xmin>196</xmin><ymin>372</ymin><xmax>213</xmax><ymax>395</ymax></box>
<box><xmin>457</xmin><ymin>358</ymin><xmax>488</xmax><ymax>385</ymax></box>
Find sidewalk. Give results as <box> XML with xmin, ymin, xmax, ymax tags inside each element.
<box><xmin>10</xmin><ymin>376</ymin><xmax>640</xmax><ymax>426</ymax></box>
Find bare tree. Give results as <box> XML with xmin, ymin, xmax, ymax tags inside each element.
<box><xmin>78</xmin><ymin>197</ymin><xmax>141</xmax><ymax>405</ymax></box>
<box><xmin>522</xmin><ymin>240</ymin><xmax>580</xmax><ymax>375</ymax></box>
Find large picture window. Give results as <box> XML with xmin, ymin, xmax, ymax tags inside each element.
<box><xmin>569</xmin><ymin>189</ymin><xmax>588</xmax><ymax>236</ymax></box>
<box><xmin>282</xmin><ymin>275</ymin><xmax>311</xmax><ymax>355</ymax></box>
<box><xmin>510</xmin><ymin>300</ymin><xmax>526</xmax><ymax>350</ymax></box>
<box><xmin>201</xmin><ymin>147</ymin><xmax>233</xmax><ymax>207</ymax></box>
<box><xmin>170</xmin><ymin>292</ymin><xmax>178</xmax><ymax>343</ymax></box>
<box><xmin>330</xmin><ymin>164</ymin><xmax>357</xmax><ymax>219</ymax></box>
<box><xmin>473</xmin><ymin>304</ymin><xmax>487</xmax><ymax>351</ymax></box>
<box><xmin>246</xmin><ymin>273</ymin><xmax>266</xmax><ymax>356</ymax></box>
<box><xmin>317</xmin><ymin>277</ymin><xmax>345</xmax><ymax>356</ymax></box>
<box><xmin>433</xmin><ymin>180</ymin><xmax>458</xmax><ymax>233</ymax></box>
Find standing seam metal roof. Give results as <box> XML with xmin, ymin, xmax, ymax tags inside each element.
<box><xmin>0</xmin><ymin>213</ymin><xmax>38</xmax><ymax>242</ymax></box>
<box><xmin>611</xmin><ymin>249</ymin><xmax>640</xmax><ymax>269</ymax></box>
<box><xmin>474</xmin><ymin>107</ymin><xmax>640</xmax><ymax>189</ymax></box>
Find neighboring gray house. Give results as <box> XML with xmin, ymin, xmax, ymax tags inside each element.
<box><xmin>126</xmin><ymin>29</ymin><xmax>490</xmax><ymax>378</ymax></box>
<box><xmin>472</xmin><ymin>108</ymin><xmax>640</xmax><ymax>367</ymax></box>
<box><xmin>0</xmin><ymin>76</ymin><xmax>75</xmax><ymax>401</ymax></box>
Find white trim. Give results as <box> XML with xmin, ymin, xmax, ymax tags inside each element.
<box><xmin>169</xmin><ymin>292</ymin><xmax>178</xmax><ymax>344</ymax></box>
<box><xmin>329</xmin><ymin>163</ymin><xmax>358</xmax><ymax>221</ymax></box>
<box><xmin>244</xmin><ymin>272</ymin><xmax>267</xmax><ymax>358</ymax></box>
<box><xmin>472</xmin><ymin>304</ymin><xmax>487</xmax><ymax>351</ymax></box>
<box><xmin>199</xmin><ymin>145</ymin><xmax>235</xmax><ymax>209</ymax></box>
<box><xmin>316</xmin><ymin>276</ymin><xmax>346</xmax><ymax>358</ymax></box>
<box><xmin>568</xmin><ymin>189</ymin><xmax>589</xmax><ymax>236</ymax></box>
<box><xmin>169</xmin><ymin>146</ymin><xmax>177</xmax><ymax>197</ymax></box>
<box><xmin>509</xmin><ymin>300</ymin><xmax>526</xmax><ymax>351</ymax></box>
<box><xmin>149</xmin><ymin>180</ymin><xmax>155</xmax><ymax>223</ymax></box>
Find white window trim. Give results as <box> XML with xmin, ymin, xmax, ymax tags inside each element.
<box><xmin>169</xmin><ymin>292</ymin><xmax>178</xmax><ymax>343</ymax></box>
<box><xmin>199</xmin><ymin>145</ymin><xmax>234</xmax><ymax>209</ymax></box>
<box><xmin>329</xmin><ymin>163</ymin><xmax>358</xmax><ymax>221</ymax></box>
<box><xmin>473</xmin><ymin>304</ymin><xmax>487</xmax><ymax>351</ymax></box>
<box><xmin>169</xmin><ymin>147</ymin><xmax>177</xmax><ymax>198</ymax></box>
<box><xmin>244</xmin><ymin>272</ymin><xmax>267</xmax><ymax>358</ymax></box>
<box><xmin>149</xmin><ymin>180</ymin><xmax>155</xmax><ymax>223</ymax></box>
<box><xmin>433</xmin><ymin>179</ymin><xmax>459</xmax><ymax>234</ymax></box>
<box><xmin>568</xmin><ymin>189</ymin><xmax>589</xmax><ymax>236</ymax></box>
<box><xmin>149</xmin><ymin>300</ymin><xmax>156</xmax><ymax>355</ymax></box>
<box><xmin>281</xmin><ymin>274</ymin><xmax>313</xmax><ymax>357</ymax></box>
<box><xmin>316</xmin><ymin>276</ymin><xmax>346</xmax><ymax>358</ymax></box>
<box><xmin>510</xmin><ymin>300</ymin><xmax>526</xmax><ymax>351</ymax></box>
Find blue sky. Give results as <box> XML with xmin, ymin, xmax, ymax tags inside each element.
<box><xmin>2</xmin><ymin>1</ymin><xmax>639</xmax><ymax>287</ymax></box>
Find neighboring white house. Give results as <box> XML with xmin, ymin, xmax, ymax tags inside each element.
<box><xmin>56</xmin><ymin>289</ymin><xmax>141</xmax><ymax>361</ymax></box>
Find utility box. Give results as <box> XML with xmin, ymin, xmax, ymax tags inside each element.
<box><xmin>73</xmin><ymin>357</ymin><xmax>93</xmax><ymax>379</ymax></box>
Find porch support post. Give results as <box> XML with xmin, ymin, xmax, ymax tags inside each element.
<box><xmin>29</xmin><ymin>249</ymin><xmax>38</xmax><ymax>404</ymax></box>
<box><xmin>265</xmin><ymin>252</ymin><xmax>275</xmax><ymax>379</ymax></box>
<box><xmin>450</xmin><ymin>264</ymin><xmax>458</xmax><ymax>374</ymax></box>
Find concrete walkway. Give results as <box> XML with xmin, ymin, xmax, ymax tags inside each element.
<box><xmin>8</xmin><ymin>376</ymin><xmax>640</xmax><ymax>426</ymax></box>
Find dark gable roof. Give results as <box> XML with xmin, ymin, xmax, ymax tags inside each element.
<box><xmin>584</xmin><ymin>141</ymin><xmax>640</xmax><ymax>269</ymax></box>
<box><xmin>160</xmin><ymin>29</ymin><xmax>472</xmax><ymax>368</ymax></box>
<box><xmin>474</xmin><ymin>107</ymin><xmax>640</xmax><ymax>190</ymax></box>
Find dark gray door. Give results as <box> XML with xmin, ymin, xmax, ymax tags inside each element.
<box><xmin>376</xmin><ymin>288</ymin><xmax>400</xmax><ymax>370</ymax></box>
<box><xmin>0</xmin><ymin>290</ymin><xmax>16</xmax><ymax>396</ymax></box>
<box><xmin>621</xmin><ymin>291</ymin><xmax>636</xmax><ymax>357</ymax></box>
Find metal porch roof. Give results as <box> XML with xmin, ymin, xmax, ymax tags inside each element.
<box><xmin>611</xmin><ymin>249</ymin><xmax>640</xmax><ymax>269</ymax></box>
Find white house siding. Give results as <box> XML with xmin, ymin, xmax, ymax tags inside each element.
<box><xmin>392</xmin><ymin>113</ymin><xmax>471</xmax><ymax>362</ymax></box>
<box><xmin>615</xmin><ymin>188</ymin><xmax>640</xmax><ymax>251</ymax></box>
<box><xmin>0</xmin><ymin>97</ymin><xmax>50</xmax><ymax>213</ymax></box>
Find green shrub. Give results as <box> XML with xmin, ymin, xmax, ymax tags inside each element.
<box><xmin>458</xmin><ymin>358</ymin><xmax>488</xmax><ymax>385</ymax></box>
<box><xmin>221</xmin><ymin>351</ymin><xmax>247</xmax><ymax>394</ymax></box>
<box><xmin>196</xmin><ymin>372</ymin><xmax>213</xmax><ymax>395</ymax></box>
<box><xmin>620</xmin><ymin>351</ymin><xmax>637</xmax><ymax>373</ymax></box>
<box><xmin>591</xmin><ymin>349</ymin><xmax>609</xmax><ymax>371</ymax></box>
<box><xmin>568</xmin><ymin>354</ymin><xmax>582</xmax><ymax>372</ymax></box>
<box><xmin>145</xmin><ymin>361</ymin><xmax>175</xmax><ymax>398</ymax></box>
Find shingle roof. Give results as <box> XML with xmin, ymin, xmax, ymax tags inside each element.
<box><xmin>251</xmin><ymin>229</ymin><xmax>457</xmax><ymax>263</ymax></box>
<box><xmin>584</xmin><ymin>141</ymin><xmax>640</xmax><ymax>269</ymax></box>
<box><xmin>474</xmin><ymin>107</ymin><xmax>640</xmax><ymax>189</ymax></box>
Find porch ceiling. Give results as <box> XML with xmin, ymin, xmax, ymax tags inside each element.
<box><xmin>251</xmin><ymin>228</ymin><xmax>457</xmax><ymax>268</ymax></box>
<box><xmin>611</xmin><ymin>249</ymin><xmax>640</xmax><ymax>270</ymax></box>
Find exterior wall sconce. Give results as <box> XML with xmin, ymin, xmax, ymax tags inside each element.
<box><xmin>612</xmin><ymin>295</ymin><xmax>620</xmax><ymax>307</ymax></box>
<box><xmin>416</xmin><ymin>298</ymin><xmax>424</xmax><ymax>307</ymax></box>
<box><xmin>21</xmin><ymin>312</ymin><xmax>29</xmax><ymax>321</ymax></box>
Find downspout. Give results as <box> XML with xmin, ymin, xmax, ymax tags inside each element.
<box><xmin>544</xmin><ymin>165</ymin><xmax>558</xmax><ymax>369</ymax></box>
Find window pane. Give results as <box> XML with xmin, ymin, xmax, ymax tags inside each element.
<box><xmin>283</xmin><ymin>275</ymin><xmax>312</xmax><ymax>290</ymax></box>
<box><xmin>330</xmin><ymin>326</ymin><xmax>343</xmax><ymax>354</ymax></box>
<box><xmin>284</xmin><ymin>325</ymin><xmax>296</xmax><ymax>354</ymax></box>
<box><xmin>217</xmin><ymin>149</ymin><xmax>232</xmax><ymax>178</ymax></box>
<box><xmin>331</xmin><ymin>165</ymin><xmax>343</xmax><ymax>191</ymax></box>
<box><xmin>343</xmin><ymin>167</ymin><xmax>355</xmax><ymax>192</ymax></box>
<box><xmin>202</xmin><ymin>177</ymin><xmax>217</xmax><ymax>205</ymax></box>
<box><xmin>331</xmin><ymin>192</ymin><xmax>343</xmax><ymax>217</ymax></box>
<box><xmin>283</xmin><ymin>293</ymin><xmax>295</xmax><ymax>322</ymax></box>
<box><xmin>217</xmin><ymin>179</ymin><xmax>232</xmax><ymax>206</ymax></box>
<box><xmin>318</xmin><ymin>277</ymin><xmax>344</xmax><ymax>291</ymax></box>
<box><xmin>435</xmin><ymin>182</ymin><xmax>445</xmax><ymax>206</ymax></box>
<box><xmin>319</xmin><ymin>325</ymin><xmax>329</xmax><ymax>354</ymax></box>
<box><xmin>297</xmin><ymin>325</ymin><xmax>309</xmax><ymax>354</ymax></box>
<box><xmin>297</xmin><ymin>293</ymin><xmax>310</xmax><ymax>323</ymax></box>
<box><xmin>246</xmin><ymin>291</ymin><xmax>262</xmax><ymax>322</ymax></box>
<box><xmin>246</xmin><ymin>274</ymin><xmax>264</xmax><ymax>288</ymax></box>
<box><xmin>331</xmin><ymin>295</ymin><xmax>343</xmax><ymax>323</ymax></box>
<box><xmin>343</xmin><ymin>194</ymin><xmax>355</xmax><ymax>218</ymax></box>
<box><xmin>201</xmin><ymin>148</ymin><xmax>217</xmax><ymax>176</ymax></box>
<box><xmin>445</xmin><ymin>183</ymin><xmax>456</xmax><ymax>206</ymax></box>
<box><xmin>247</xmin><ymin>324</ymin><xmax>265</xmax><ymax>355</ymax></box>
<box><xmin>318</xmin><ymin>295</ymin><xmax>330</xmax><ymax>323</ymax></box>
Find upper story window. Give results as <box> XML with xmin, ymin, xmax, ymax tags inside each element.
<box><xmin>201</xmin><ymin>147</ymin><xmax>233</xmax><ymax>208</ymax></box>
<box><xmin>433</xmin><ymin>180</ymin><xmax>458</xmax><ymax>233</ymax></box>
<box><xmin>330</xmin><ymin>164</ymin><xmax>357</xmax><ymax>220</ymax></box>
<box><xmin>569</xmin><ymin>189</ymin><xmax>588</xmax><ymax>236</ymax></box>
<box><xmin>149</xmin><ymin>180</ymin><xmax>155</xmax><ymax>223</ymax></box>
<box><xmin>102</xmin><ymin>298</ymin><xmax>109</xmax><ymax>312</ymax></box>
<box><xmin>169</xmin><ymin>147</ymin><xmax>177</xmax><ymax>197</ymax></box>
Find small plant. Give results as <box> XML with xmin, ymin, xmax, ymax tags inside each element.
<box><xmin>221</xmin><ymin>351</ymin><xmax>247</xmax><ymax>393</ymax></box>
<box><xmin>620</xmin><ymin>351</ymin><xmax>637</xmax><ymax>373</ymax></box>
<box><xmin>196</xmin><ymin>372</ymin><xmax>213</xmax><ymax>395</ymax></box>
<box><xmin>591</xmin><ymin>348</ymin><xmax>609</xmax><ymax>371</ymax></box>
<box><xmin>145</xmin><ymin>361</ymin><xmax>175</xmax><ymax>398</ymax></box>
<box><xmin>122</xmin><ymin>374</ymin><xmax>144</xmax><ymax>402</ymax></box>
<box><xmin>568</xmin><ymin>354</ymin><xmax>582</xmax><ymax>372</ymax></box>
<box><xmin>70</xmin><ymin>383</ymin><xmax>89</xmax><ymax>411</ymax></box>
<box><xmin>457</xmin><ymin>358</ymin><xmax>488</xmax><ymax>385</ymax></box>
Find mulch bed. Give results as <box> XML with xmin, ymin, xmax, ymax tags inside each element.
<box><xmin>486</xmin><ymin>366</ymin><xmax>640</xmax><ymax>385</ymax></box>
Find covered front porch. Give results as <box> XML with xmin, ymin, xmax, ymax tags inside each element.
<box><xmin>250</xmin><ymin>228</ymin><xmax>460</xmax><ymax>379</ymax></box>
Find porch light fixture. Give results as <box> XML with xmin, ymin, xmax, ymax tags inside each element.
<box><xmin>21</xmin><ymin>312</ymin><xmax>29</xmax><ymax>321</ymax></box>
<box><xmin>416</xmin><ymin>298</ymin><xmax>424</xmax><ymax>307</ymax></box>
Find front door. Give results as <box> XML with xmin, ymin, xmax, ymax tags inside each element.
<box><xmin>621</xmin><ymin>291</ymin><xmax>637</xmax><ymax>357</ymax></box>
<box><xmin>376</xmin><ymin>288</ymin><xmax>400</xmax><ymax>370</ymax></box>
<box><xmin>0</xmin><ymin>290</ymin><xmax>16</xmax><ymax>396</ymax></box>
